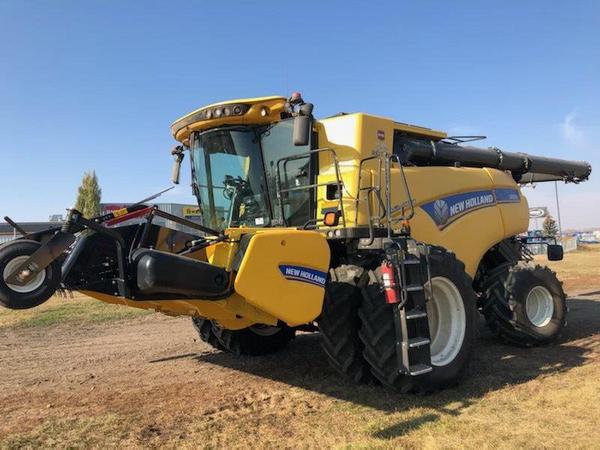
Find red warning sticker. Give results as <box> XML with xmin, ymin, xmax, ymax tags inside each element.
<box><xmin>377</xmin><ymin>130</ymin><xmax>385</xmax><ymax>140</ymax></box>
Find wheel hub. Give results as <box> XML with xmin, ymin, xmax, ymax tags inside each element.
<box><xmin>426</xmin><ymin>276</ymin><xmax>466</xmax><ymax>367</ymax></box>
<box><xmin>525</xmin><ymin>285</ymin><xmax>554</xmax><ymax>327</ymax></box>
<box><xmin>3</xmin><ymin>256</ymin><xmax>46</xmax><ymax>293</ymax></box>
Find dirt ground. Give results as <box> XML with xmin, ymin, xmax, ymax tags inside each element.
<box><xmin>1</xmin><ymin>247</ymin><xmax>599</xmax><ymax>448</ymax></box>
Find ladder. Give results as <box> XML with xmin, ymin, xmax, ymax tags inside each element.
<box><xmin>386</xmin><ymin>238</ymin><xmax>433</xmax><ymax>377</ymax></box>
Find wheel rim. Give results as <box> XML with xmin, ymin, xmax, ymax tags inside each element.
<box><xmin>525</xmin><ymin>285</ymin><xmax>554</xmax><ymax>327</ymax></box>
<box><xmin>249</xmin><ymin>325</ymin><xmax>280</xmax><ymax>336</ymax></box>
<box><xmin>425</xmin><ymin>276</ymin><xmax>466</xmax><ymax>367</ymax></box>
<box><xmin>3</xmin><ymin>255</ymin><xmax>47</xmax><ymax>293</ymax></box>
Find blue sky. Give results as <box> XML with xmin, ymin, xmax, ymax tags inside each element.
<box><xmin>0</xmin><ymin>1</ymin><xmax>598</xmax><ymax>229</ymax></box>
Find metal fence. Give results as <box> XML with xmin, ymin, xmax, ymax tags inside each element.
<box><xmin>526</xmin><ymin>236</ymin><xmax>578</xmax><ymax>256</ymax></box>
<box><xmin>0</xmin><ymin>235</ymin><xmax>15</xmax><ymax>244</ymax></box>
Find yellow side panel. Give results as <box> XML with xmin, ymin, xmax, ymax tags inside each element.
<box><xmin>485</xmin><ymin>169</ymin><xmax>530</xmax><ymax>237</ymax></box>
<box><xmin>394</xmin><ymin>167</ymin><xmax>529</xmax><ymax>277</ymax></box>
<box><xmin>234</xmin><ymin>230</ymin><xmax>330</xmax><ymax>326</ymax></box>
<box><xmin>409</xmin><ymin>206</ymin><xmax>506</xmax><ymax>277</ymax></box>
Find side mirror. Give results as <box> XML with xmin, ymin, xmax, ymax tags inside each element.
<box><xmin>547</xmin><ymin>244</ymin><xmax>564</xmax><ymax>261</ymax></box>
<box><xmin>171</xmin><ymin>146</ymin><xmax>185</xmax><ymax>184</ymax></box>
<box><xmin>293</xmin><ymin>115</ymin><xmax>311</xmax><ymax>146</ymax></box>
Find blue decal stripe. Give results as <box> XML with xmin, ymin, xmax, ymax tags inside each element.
<box><xmin>495</xmin><ymin>188</ymin><xmax>520</xmax><ymax>203</ymax></box>
<box><xmin>421</xmin><ymin>188</ymin><xmax>521</xmax><ymax>229</ymax></box>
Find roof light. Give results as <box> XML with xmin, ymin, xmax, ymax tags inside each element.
<box><xmin>171</xmin><ymin>103</ymin><xmax>252</xmax><ymax>136</ymax></box>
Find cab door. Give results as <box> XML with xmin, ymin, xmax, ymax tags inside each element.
<box><xmin>261</xmin><ymin>119</ymin><xmax>314</xmax><ymax>227</ymax></box>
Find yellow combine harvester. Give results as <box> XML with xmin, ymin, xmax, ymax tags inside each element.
<box><xmin>0</xmin><ymin>94</ymin><xmax>592</xmax><ymax>391</ymax></box>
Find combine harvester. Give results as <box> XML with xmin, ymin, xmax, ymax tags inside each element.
<box><xmin>0</xmin><ymin>94</ymin><xmax>592</xmax><ymax>391</ymax></box>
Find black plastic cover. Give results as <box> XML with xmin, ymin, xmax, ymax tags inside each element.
<box><xmin>134</xmin><ymin>249</ymin><xmax>230</xmax><ymax>299</ymax></box>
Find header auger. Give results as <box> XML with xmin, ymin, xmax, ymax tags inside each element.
<box><xmin>0</xmin><ymin>93</ymin><xmax>591</xmax><ymax>392</ymax></box>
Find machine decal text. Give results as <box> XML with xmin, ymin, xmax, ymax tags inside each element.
<box><xmin>279</xmin><ymin>265</ymin><xmax>327</xmax><ymax>287</ymax></box>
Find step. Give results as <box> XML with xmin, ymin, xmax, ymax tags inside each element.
<box><xmin>406</xmin><ymin>337</ymin><xmax>430</xmax><ymax>348</ymax></box>
<box><xmin>409</xmin><ymin>363</ymin><xmax>433</xmax><ymax>376</ymax></box>
<box><xmin>405</xmin><ymin>284</ymin><xmax>424</xmax><ymax>292</ymax></box>
<box><xmin>405</xmin><ymin>309</ymin><xmax>427</xmax><ymax>320</ymax></box>
<box><xmin>401</xmin><ymin>258</ymin><xmax>421</xmax><ymax>265</ymax></box>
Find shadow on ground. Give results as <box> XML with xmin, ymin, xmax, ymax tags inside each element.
<box><xmin>158</xmin><ymin>297</ymin><xmax>600</xmax><ymax>438</ymax></box>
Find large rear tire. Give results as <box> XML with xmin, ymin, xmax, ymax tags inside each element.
<box><xmin>359</xmin><ymin>248</ymin><xmax>477</xmax><ymax>392</ymax></box>
<box><xmin>319</xmin><ymin>265</ymin><xmax>373</xmax><ymax>383</ymax></box>
<box><xmin>0</xmin><ymin>240</ymin><xmax>61</xmax><ymax>310</ymax></box>
<box><xmin>481</xmin><ymin>263</ymin><xmax>566</xmax><ymax>346</ymax></box>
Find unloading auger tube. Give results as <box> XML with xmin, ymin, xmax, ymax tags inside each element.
<box><xmin>395</xmin><ymin>137</ymin><xmax>592</xmax><ymax>183</ymax></box>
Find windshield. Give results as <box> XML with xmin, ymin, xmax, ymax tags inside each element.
<box><xmin>191</xmin><ymin>128</ymin><xmax>270</xmax><ymax>230</ymax></box>
<box><xmin>190</xmin><ymin>120</ymin><xmax>312</xmax><ymax>230</ymax></box>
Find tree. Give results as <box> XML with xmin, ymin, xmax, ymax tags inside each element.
<box><xmin>74</xmin><ymin>171</ymin><xmax>102</xmax><ymax>218</ymax></box>
<box><xmin>543</xmin><ymin>215</ymin><xmax>559</xmax><ymax>239</ymax></box>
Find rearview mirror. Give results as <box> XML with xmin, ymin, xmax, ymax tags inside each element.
<box><xmin>171</xmin><ymin>146</ymin><xmax>185</xmax><ymax>184</ymax></box>
<box><xmin>547</xmin><ymin>244</ymin><xmax>564</xmax><ymax>261</ymax></box>
<box><xmin>293</xmin><ymin>115</ymin><xmax>311</xmax><ymax>146</ymax></box>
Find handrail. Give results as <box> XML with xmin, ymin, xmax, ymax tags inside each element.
<box><xmin>355</xmin><ymin>151</ymin><xmax>416</xmax><ymax>238</ymax></box>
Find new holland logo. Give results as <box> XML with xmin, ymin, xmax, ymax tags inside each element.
<box><xmin>433</xmin><ymin>199</ymin><xmax>450</xmax><ymax>226</ymax></box>
<box><xmin>422</xmin><ymin>189</ymin><xmax>520</xmax><ymax>229</ymax></box>
<box><xmin>279</xmin><ymin>265</ymin><xmax>327</xmax><ymax>288</ymax></box>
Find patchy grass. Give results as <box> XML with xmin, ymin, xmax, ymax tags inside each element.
<box><xmin>0</xmin><ymin>293</ymin><xmax>150</xmax><ymax>329</ymax></box>
<box><xmin>0</xmin><ymin>414</ymin><xmax>130</xmax><ymax>449</ymax></box>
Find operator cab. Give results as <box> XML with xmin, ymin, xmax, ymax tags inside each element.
<box><xmin>171</xmin><ymin>95</ymin><xmax>315</xmax><ymax>230</ymax></box>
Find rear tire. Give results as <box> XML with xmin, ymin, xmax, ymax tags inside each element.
<box><xmin>319</xmin><ymin>265</ymin><xmax>373</xmax><ymax>383</ymax></box>
<box><xmin>0</xmin><ymin>240</ymin><xmax>61</xmax><ymax>310</ymax></box>
<box><xmin>211</xmin><ymin>322</ymin><xmax>296</xmax><ymax>356</ymax></box>
<box><xmin>359</xmin><ymin>248</ymin><xmax>476</xmax><ymax>392</ymax></box>
<box><xmin>481</xmin><ymin>263</ymin><xmax>566</xmax><ymax>346</ymax></box>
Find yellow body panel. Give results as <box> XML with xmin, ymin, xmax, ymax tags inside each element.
<box><xmin>80</xmin><ymin>290</ymin><xmax>278</xmax><ymax>330</ymax></box>
<box><xmin>401</xmin><ymin>167</ymin><xmax>528</xmax><ymax>276</ymax></box>
<box><xmin>235</xmin><ymin>229</ymin><xmax>330</xmax><ymax>326</ymax></box>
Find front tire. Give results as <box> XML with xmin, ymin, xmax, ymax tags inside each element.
<box><xmin>359</xmin><ymin>248</ymin><xmax>476</xmax><ymax>392</ymax></box>
<box><xmin>481</xmin><ymin>264</ymin><xmax>566</xmax><ymax>346</ymax></box>
<box><xmin>0</xmin><ymin>240</ymin><xmax>61</xmax><ymax>310</ymax></box>
<box><xmin>208</xmin><ymin>322</ymin><xmax>296</xmax><ymax>356</ymax></box>
<box><xmin>191</xmin><ymin>317</ymin><xmax>226</xmax><ymax>351</ymax></box>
